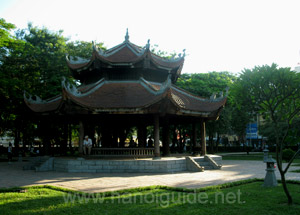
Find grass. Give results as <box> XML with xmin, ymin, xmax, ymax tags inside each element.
<box><xmin>222</xmin><ymin>152</ymin><xmax>300</xmax><ymax>163</ymax></box>
<box><xmin>1</xmin><ymin>179</ymin><xmax>300</xmax><ymax>215</ymax></box>
<box><xmin>222</xmin><ymin>154</ymin><xmax>264</xmax><ymax>161</ymax></box>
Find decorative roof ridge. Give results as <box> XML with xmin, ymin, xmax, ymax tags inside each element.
<box><xmin>151</xmin><ymin>49</ymin><xmax>186</xmax><ymax>63</ymax></box>
<box><xmin>142</xmin><ymin>79</ymin><xmax>162</xmax><ymax>87</ymax></box>
<box><xmin>77</xmin><ymin>78</ymin><xmax>106</xmax><ymax>93</ymax></box>
<box><xmin>157</xmin><ymin>73</ymin><xmax>172</xmax><ymax>94</ymax></box>
<box><xmin>98</xmin><ymin>41</ymin><xmax>142</xmax><ymax>58</ymax></box>
<box><xmin>209</xmin><ymin>87</ymin><xmax>229</xmax><ymax>102</ymax></box>
<box><xmin>171</xmin><ymin>85</ymin><xmax>229</xmax><ymax>103</ymax></box>
<box><xmin>139</xmin><ymin>78</ymin><xmax>161</xmax><ymax>94</ymax></box>
<box><xmin>66</xmin><ymin>55</ymin><xmax>90</xmax><ymax>64</ymax></box>
<box><xmin>140</xmin><ymin>74</ymin><xmax>172</xmax><ymax>96</ymax></box>
<box><xmin>24</xmin><ymin>91</ymin><xmax>61</xmax><ymax>104</ymax></box>
<box><xmin>171</xmin><ymin>86</ymin><xmax>208</xmax><ymax>102</ymax></box>
<box><xmin>62</xmin><ymin>77</ymin><xmax>105</xmax><ymax>98</ymax></box>
<box><xmin>66</xmin><ymin>53</ymin><xmax>96</xmax><ymax>71</ymax></box>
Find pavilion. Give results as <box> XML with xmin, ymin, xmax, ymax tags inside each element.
<box><xmin>24</xmin><ymin>30</ymin><xmax>227</xmax><ymax>158</ymax></box>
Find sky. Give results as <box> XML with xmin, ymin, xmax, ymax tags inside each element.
<box><xmin>1</xmin><ymin>0</ymin><xmax>300</xmax><ymax>74</ymax></box>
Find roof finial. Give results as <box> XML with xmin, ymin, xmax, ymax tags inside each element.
<box><xmin>125</xmin><ymin>28</ymin><xmax>129</xmax><ymax>42</ymax></box>
<box><xmin>146</xmin><ymin>39</ymin><xmax>150</xmax><ymax>49</ymax></box>
<box><xmin>92</xmin><ymin>41</ymin><xmax>97</xmax><ymax>51</ymax></box>
<box><xmin>183</xmin><ymin>49</ymin><xmax>186</xmax><ymax>57</ymax></box>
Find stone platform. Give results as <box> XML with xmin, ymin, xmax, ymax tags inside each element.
<box><xmin>35</xmin><ymin>155</ymin><xmax>222</xmax><ymax>173</ymax></box>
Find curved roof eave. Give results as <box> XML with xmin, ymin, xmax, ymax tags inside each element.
<box><xmin>24</xmin><ymin>92</ymin><xmax>63</xmax><ymax>113</ymax></box>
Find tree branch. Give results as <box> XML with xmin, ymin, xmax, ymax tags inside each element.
<box><xmin>284</xmin><ymin>149</ymin><xmax>300</xmax><ymax>174</ymax></box>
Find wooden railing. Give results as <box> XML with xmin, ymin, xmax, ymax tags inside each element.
<box><xmin>91</xmin><ymin>147</ymin><xmax>155</xmax><ymax>158</ymax></box>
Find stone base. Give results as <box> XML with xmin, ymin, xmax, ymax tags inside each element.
<box><xmin>263</xmin><ymin>170</ymin><xmax>278</xmax><ymax>187</ymax></box>
<box><xmin>36</xmin><ymin>155</ymin><xmax>222</xmax><ymax>173</ymax></box>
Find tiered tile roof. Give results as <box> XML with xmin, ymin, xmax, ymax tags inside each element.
<box><xmin>24</xmin><ymin>30</ymin><xmax>227</xmax><ymax>119</ymax></box>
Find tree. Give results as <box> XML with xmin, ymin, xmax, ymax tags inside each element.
<box><xmin>233</xmin><ymin>63</ymin><xmax>300</xmax><ymax>204</ymax></box>
<box><xmin>176</xmin><ymin>72</ymin><xmax>237</xmax><ymax>153</ymax></box>
<box><xmin>0</xmin><ymin>22</ymin><xmax>71</xmax><ymax>153</ymax></box>
<box><xmin>150</xmin><ymin>44</ymin><xmax>177</xmax><ymax>59</ymax></box>
<box><xmin>0</xmin><ymin>18</ymin><xmax>28</xmax><ymax>136</ymax></box>
<box><xmin>67</xmin><ymin>40</ymin><xmax>105</xmax><ymax>60</ymax></box>
<box><xmin>0</xmin><ymin>18</ymin><xmax>18</xmax><ymax>64</ymax></box>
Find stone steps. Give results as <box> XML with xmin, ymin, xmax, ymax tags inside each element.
<box><xmin>23</xmin><ymin>156</ymin><xmax>50</xmax><ymax>170</ymax></box>
<box><xmin>193</xmin><ymin>158</ymin><xmax>216</xmax><ymax>170</ymax></box>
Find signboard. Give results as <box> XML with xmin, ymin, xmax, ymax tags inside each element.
<box><xmin>246</xmin><ymin>123</ymin><xmax>258</xmax><ymax>139</ymax></box>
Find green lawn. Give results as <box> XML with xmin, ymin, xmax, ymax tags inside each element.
<box><xmin>1</xmin><ymin>180</ymin><xmax>300</xmax><ymax>215</ymax></box>
<box><xmin>222</xmin><ymin>154</ymin><xmax>264</xmax><ymax>161</ymax></box>
<box><xmin>222</xmin><ymin>153</ymin><xmax>300</xmax><ymax>163</ymax></box>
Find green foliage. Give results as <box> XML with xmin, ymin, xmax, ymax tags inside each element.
<box><xmin>176</xmin><ymin>72</ymin><xmax>236</xmax><ymax>98</ymax></box>
<box><xmin>176</xmin><ymin>72</ymin><xmax>237</xmax><ymax>152</ymax></box>
<box><xmin>0</xmin><ymin>18</ymin><xmax>17</xmax><ymax>63</ymax></box>
<box><xmin>233</xmin><ymin>64</ymin><xmax>300</xmax><ymax>120</ymax></box>
<box><xmin>67</xmin><ymin>40</ymin><xmax>105</xmax><ymax>59</ymax></box>
<box><xmin>150</xmin><ymin>44</ymin><xmax>177</xmax><ymax>59</ymax></box>
<box><xmin>233</xmin><ymin>64</ymin><xmax>300</xmax><ymax>148</ymax></box>
<box><xmin>282</xmin><ymin>148</ymin><xmax>296</xmax><ymax>162</ymax></box>
<box><xmin>22</xmin><ymin>24</ymin><xmax>70</xmax><ymax>98</ymax></box>
<box><xmin>0</xmin><ymin>20</ymin><xmax>107</xmax><ymax>139</ymax></box>
<box><xmin>231</xmin><ymin>63</ymin><xmax>300</xmax><ymax>204</ymax></box>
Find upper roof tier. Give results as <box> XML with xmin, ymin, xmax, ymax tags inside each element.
<box><xmin>66</xmin><ymin>29</ymin><xmax>185</xmax><ymax>84</ymax></box>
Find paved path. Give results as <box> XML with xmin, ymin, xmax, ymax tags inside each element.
<box><xmin>0</xmin><ymin>160</ymin><xmax>299</xmax><ymax>193</ymax></box>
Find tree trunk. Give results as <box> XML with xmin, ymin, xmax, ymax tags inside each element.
<box><xmin>279</xmin><ymin>170</ymin><xmax>293</xmax><ymax>204</ymax></box>
<box><xmin>273</xmin><ymin>118</ymin><xmax>292</xmax><ymax>205</ymax></box>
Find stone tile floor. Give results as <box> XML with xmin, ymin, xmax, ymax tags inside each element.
<box><xmin>0</xmin><ymin>159</ymin><xmax>299</xmax><ymax>193</ymax></box>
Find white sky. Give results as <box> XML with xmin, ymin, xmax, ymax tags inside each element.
<box><xmin>1</xmin><ymin>0</ymin><xmax>300</xmax><ymax>74</ymax></box>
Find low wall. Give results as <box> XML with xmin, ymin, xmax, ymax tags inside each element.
<box><xmin>52</xmin><ymin>156</ymin><xmax>222</xmax><ymax>173</ymax></box>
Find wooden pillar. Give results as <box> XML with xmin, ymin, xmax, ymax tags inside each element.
<box><xmin>154</xmin><ymin>115</ymin><xmax>160</xmax><ymax>159</ymax></box>
<box><xmin>79</xmin><ymin>121</ymin><xmax>84</xmax><ymax>154</ymax></box>
<box><xmin>162</xmin><ymin>120</ymin><xmax>170</xmax><ymax>156</ymax></box>
<box><xmin>62</xmin><ymin>121</ymin><xmax>68</xmax><ymax>155</ymax></box>
<box><xmin>201</xmin><ymin>120</ymin><xmax>206</xmax><ymax>155</ymax></box>
<box><xmin>68</xmin><ymin>123</ymin><xmax>73</xmax><ymax>151</ymax></box>
<box><xmin>192</xmin><ymin>122</ymin><xmax>197</xmax><ymax>152</ymax></box>
<box><xmin>40</xmin><ymin>119</ymin><xmax>51</xmax><ymax>155</ymax></box>
<box><xmin>138</xmin><ymin>123</ymin><xmax>147</xmax><ymax>148</ymax></box>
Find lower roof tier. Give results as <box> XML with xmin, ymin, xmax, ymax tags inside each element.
<box><xmin>24</xmin><ymin>77</ymin><xmax>227</xmax><ymax>119</ymax></box>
